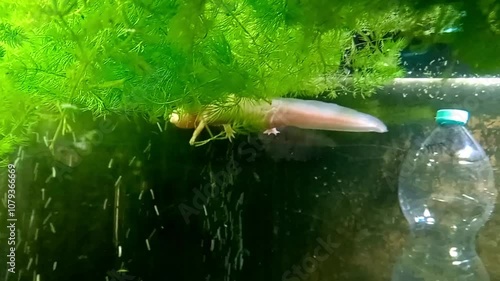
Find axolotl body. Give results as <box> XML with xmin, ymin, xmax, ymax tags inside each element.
<box><xmin>169</xmin><ymin>97</ymin><xmax>387</xmax><ymax>145</ymax></box>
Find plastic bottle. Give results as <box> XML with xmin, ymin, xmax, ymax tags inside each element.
<box><xmin>392</xmin><ymin>109</ymin><xmax>497</xmax><ymax>281</ymax></box>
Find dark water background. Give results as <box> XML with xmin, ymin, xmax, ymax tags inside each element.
<box><xmin>1</xmin><ymin>45</ymin><xmax>500</xmax><ymax>281</ymax></box>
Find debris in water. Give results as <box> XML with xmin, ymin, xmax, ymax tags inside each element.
<box><xmin>148</xmin><ymin>228</ymin><xmax>156</xmax><ymax>240</ymax></box>
<box><xmin>33</xmin><ymin>162</ymin><xmax>39</xmax><ymax>181</ymax></box>
<box><xmin>128</xmin><ymin>156</ymin><xmax>136</xmax><ymax>166</ymax></box>
<box><xmin>114</xmin><ymin>176</ymin><xmax>122</xmax><ymax>187</ymax></box>
<box><xmin>29</xmin><ymin>209</ymin><xmax>35</xmax><ymax>229</ymax></box>
<box><xmin>42</xmin><ymin>213</ymin><xmax>52</xmax><ymax>225</ymax></box>
<box><xmin>49</xmin><ymin>222</ymin><xmax>56</xmax><ymax>233</ymax></box>
<box><xmin>44</xmin><ymin>197</ymin><xmax>51</xmax><ymax>209</ymax></box>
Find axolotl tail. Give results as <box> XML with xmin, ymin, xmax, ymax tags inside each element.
<box><xmin>266</xmin><ymin>98</ymin><xmax>388</xmax><ymax>133</ymax></box>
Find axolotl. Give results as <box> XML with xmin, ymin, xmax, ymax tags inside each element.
<box><xmin>169</xmin><ymin>97</ymin><xmax>387</xmax><ymax>145</ymax></box>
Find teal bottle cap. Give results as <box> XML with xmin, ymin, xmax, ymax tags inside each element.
<box><xmin>436</xmin><ymin>109</ymin><xmax>469</xmax><ymax>125</ymax></box>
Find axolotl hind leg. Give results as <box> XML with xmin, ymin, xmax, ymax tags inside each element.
<box><xmin>263</xmin><ymin>128</ymin><xmax>280</xmax><ymax>135</ymax></box>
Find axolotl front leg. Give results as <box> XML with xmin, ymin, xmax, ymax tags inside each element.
<box><xmin>189</xmin><ymin>119</ymin><xmax>207</xmax><ymax>145</ymax></box>
<box><xmin>170</xmin><ymin>111</ymin><xmax>237</xmax><ymax>145</ymax></box>
<box><xmin>189</xmin><ymin>121</ymin><xmax>236</xmax><ymax>145</ymax></box>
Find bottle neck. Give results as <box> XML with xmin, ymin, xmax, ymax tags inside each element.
<box><xmin>437</xmin><ymin>123</ymin><xmax>465</xmax><ymax>128</ymax></box>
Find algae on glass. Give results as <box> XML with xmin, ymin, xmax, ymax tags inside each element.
<box><xmin>0</xmin><ymin>0</ymin><xmax>498</xmax><ymax>166</ymax></box>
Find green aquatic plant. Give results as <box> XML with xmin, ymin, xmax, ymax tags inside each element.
<box><xmin>0</xmin><ymin>0</ymin><xmax>495</xmax><ymax>166</ymax></box>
